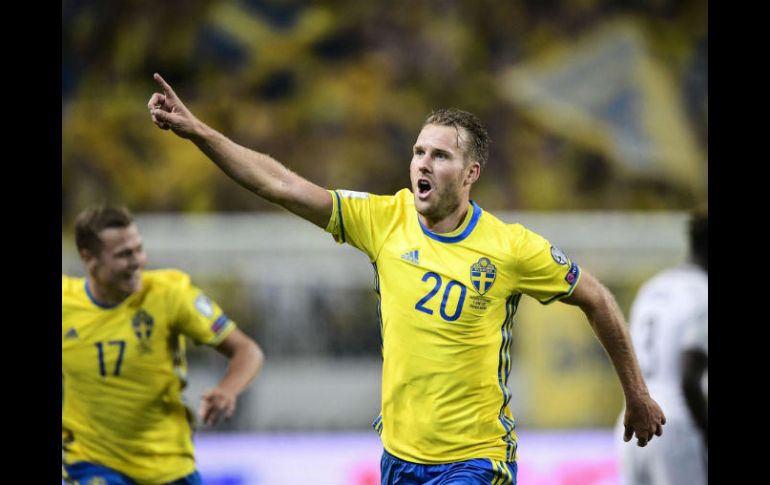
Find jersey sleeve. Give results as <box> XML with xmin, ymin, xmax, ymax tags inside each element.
<box><xmin>510</xmin><ymin>225</ymin><xmax>581</xmax><ymax>304</ymax></box>
<box><xmin>325</xmin><ymin>189</ymin><xmax>401</xmax><ymax>260</ymax></box>
<box><xmin>172</xmin><ymin>275</ymin><xmax>236</xmax><ymax>347</ymax></box>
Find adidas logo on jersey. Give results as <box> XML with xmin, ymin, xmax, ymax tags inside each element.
<box><xmin>65</xmin><ymin>328</ymin><xmax>79</xmax><ymax>340</ymax></box>
<box><xmin>401</xmin><ymin>250</ymin><xmax>420</xmax><ymax>265</ymax></box>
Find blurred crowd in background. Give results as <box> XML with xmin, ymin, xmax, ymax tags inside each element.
<box><xmin>62</xmin><ymin>0</ymin><xmax>707</xmax><ymax>433</ymax></box>
<box><xmin>62</xmin><ymin>0</ymin><xmax>706</xmax><ymax>221</ymax></box>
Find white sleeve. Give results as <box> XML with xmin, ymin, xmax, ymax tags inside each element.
<box><xmin>682</xmin><ymin>306</ymin><xmax>708</xmax><ymax>355</ymax></box>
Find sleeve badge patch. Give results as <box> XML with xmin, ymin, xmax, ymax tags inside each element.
<box><xmin>194</xmin><ymin>294</ymin><xmax>214</xmax><ymax>318</ymax></box>
<box><xmin>550</xmin><ymin>246</ymin><xmax>569</xmax><ymax>265</ymax></box>
<box><xmin>564</xmin><ymin>262</ymin><xmax>579</xmax><ymax>285</ymax></box>
<box><xmin>211</xmin><ymin>314</ymin><xmax>229</xmax><ymax>334</ymax></box>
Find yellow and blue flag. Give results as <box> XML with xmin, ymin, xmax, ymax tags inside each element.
<box><xmin>499</xmin><ymin>20</ymin><xmax>705</xmax><ymax>192</ymax></box>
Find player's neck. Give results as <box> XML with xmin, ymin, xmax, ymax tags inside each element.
<box><xmin>86</xmin><ymin>277</ymin><xmax>131</xmax><ymax>307</ymax></box>
<box><xmin>419</xmin><ymin>199</ymin><xmax>470</xmax><ymax>234</ymax></box>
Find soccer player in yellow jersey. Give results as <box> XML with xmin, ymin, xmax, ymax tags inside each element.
<box><xmin>62</xmin><ymin>206</ymin><xmax>264</xmax><ymax>485</ymax></box>
<box><xmin>148</xmin><ymin>73</ymin><xmax>665</xmax><ymax>484</ymax></box>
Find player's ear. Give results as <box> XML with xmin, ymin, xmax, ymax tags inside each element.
<box><xmin>79</xmin><ymin>248</ymin><xmax>96</xmax><ymax>266</ymax></box>
<box><xmin>464</xmin><ymin>161</ymin><xmax>481</xmax><ymax>186</ymax></box>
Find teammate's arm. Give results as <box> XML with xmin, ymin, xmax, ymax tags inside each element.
<box><xmin>147</xmin><ymin>73</ymin><xmax>332</xmax><ymax>228</ymax></box>
<box><xmin>199</xmin><ymin>328</ymin><xmax>264</xmax><ymax>426</ymax></box>
<box><xmin>561</xmin><ymin>270</ymin><xmax>666</xmax><ymax>447</ymax></box>
<box><xmin>681</xmin><ymin>348</ymin><xmax>708</xmax><ymax>448</ymax></box>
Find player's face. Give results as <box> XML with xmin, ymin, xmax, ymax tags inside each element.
<box><xmin>410</xmin><ymin>124</ymin><xmax>479</xmax><ymax>221</ymax></box>
<box><xmin>85</xmin><ymin>224</ymin><xmax>147</xmax><ymax>300</ymax></box>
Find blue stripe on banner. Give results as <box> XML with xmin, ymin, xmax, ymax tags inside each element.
<box><xmin>334</xmin><ymin>191</ymin><xmax>346</xmax><ymax>244</ymax></box>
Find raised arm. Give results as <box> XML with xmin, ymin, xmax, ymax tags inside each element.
<box><xmin>147</xmin><ymin>73</ymin><xmax>332</xmax><ymax>228</ymax></box>
<box><xmin>561</xmin><ymin>270</ymin><xmax>666</xmax><ymax>447</ymax></box>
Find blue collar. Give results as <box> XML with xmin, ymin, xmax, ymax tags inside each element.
<box><xmin>84</xmin><ymin>279</ymin><xmax>122</xmax><ymax>309</ymax></box>
<box><xmin>418</xmin><ymin>201</ymin><xmax>482</xmax><ymax>243</ymax></box>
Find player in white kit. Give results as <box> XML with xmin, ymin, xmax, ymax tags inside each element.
<box><xmin>617</xmin><ymin>211</ymin><xmax>708</xmax><ymax>485</ymax></box>
<box><xmin>680</xmin><ymin>212</ymin><xmax>707</xmax><ymax>456</ymax></box>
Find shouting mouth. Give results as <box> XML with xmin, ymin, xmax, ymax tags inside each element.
<box><xmin>417</xmin><ymin>178</ymin><xmax>433</xmax><ymax>200</ymax></box>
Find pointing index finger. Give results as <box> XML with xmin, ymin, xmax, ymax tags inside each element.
<box><xmin>153</xmin><ymin>73</ymin><xmax>177</xmax><ymax>98</ymax></box>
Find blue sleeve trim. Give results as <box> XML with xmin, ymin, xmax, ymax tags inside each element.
<box><xmin>419</xmin><ymin>200</ymin><xmax>482</xmax><ymax>243</ymax></box>
<box><xmin>334</xmin><ymin>190</ymin><xmax>346</xmax><ymax>244</ymax></box>
<box><xmin>540</xmin><ymin>263</ymin><xmax>582</xmax><ymax>305</ymax></box>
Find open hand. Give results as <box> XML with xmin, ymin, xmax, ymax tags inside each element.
<box><xmin>199</xmin><ymin>387</ymin><xmax>237</xmax><ymax>426</ymax></box>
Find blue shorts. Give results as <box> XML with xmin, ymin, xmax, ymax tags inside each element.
<box><xmin>381</xmin><ymin>449</ymin><xmax>517</xmax><ymax>485</ymax></box>
<box><xmin>63</xmin><ymin>461</ymin><xmax>202</xmax><ymax>485</ymax></box>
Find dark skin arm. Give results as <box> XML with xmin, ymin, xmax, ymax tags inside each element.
<box><xmin>561</xmin><ymin>270</ymin><xmax>666</xmax><ymax>447</ymax></box>
<box><xmin>681</xmin><ymin>349</ymin><xmax>708</xmax><ymax>447</ymax></box>
<box><xmin>199</xmin><ymin>328</ymin><xmax>265</xmax><ymax>426</ymax></box>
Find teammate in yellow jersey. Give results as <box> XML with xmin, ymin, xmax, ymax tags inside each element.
<box><xmin>62</xmin><ymin>206</ymin><xmax>264</xmax><ymax>485</ymax></box>
<box><xmin>148</xmin><ymin>73</ymin><xmax>665</xmax><ymax>485</ymax></box>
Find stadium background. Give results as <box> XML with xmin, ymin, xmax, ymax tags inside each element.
<box><xmin>62</xmin><ymin>1</ymin><xmax>707</xmax><ymax>484</ymax></box>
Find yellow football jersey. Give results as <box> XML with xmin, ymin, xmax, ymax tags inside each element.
<box><xmin>62</xmin><ymin>269</ymin><xmax>236</xmax><ymax>483</ymax></box>
<box><xmin>326</xmin><ymin>189</ymin><xmax>581</xmax><ymax>464</ymax></box>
